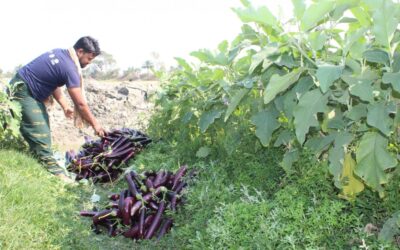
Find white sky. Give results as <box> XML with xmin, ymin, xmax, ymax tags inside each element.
<box><xmin>0</xmin><ymin>0</ymin><xmax>292</xmax><ymax>71</ymax></box>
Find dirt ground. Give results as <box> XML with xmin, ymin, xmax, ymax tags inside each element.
<box><xmin>48</xmin><ymin>79</ymin><xmax>160</xmax><ymax>151</ymax></box>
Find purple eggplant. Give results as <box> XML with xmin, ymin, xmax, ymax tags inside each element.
<box><xmin>125</xmin><ymin>173</ymin><xmax>140</xmax><ymax>197</ymax></box>
<box><xmin>122</xmin><ymin>197</ymin><xmax>135</xmax><ymax>225</ymax></box>
<box><xmin>171</xmin><ymin>165</ymin><xmax>187</xmax><ymax>190</ymax></box>
<box><xmin>138</xmin><ymin>207</ymin><xmax>146</xmax><ymax>237</ymax></box>
<box><xmin>79</xmin><ymin>211</ymin><xmax>97</xmax><ymax>217</ymax></box>
<box><xmin>108</xmin><ymin>193</ymin><xmax>120</xmax><ymax>201</ymax></box>
<box><xmin>123</xmin><ymin>224</ymin><xmax>140</xmax><ymax>239</ymax></box>
<box><xmin>92</xmin><ymin>209</ymin><xmax>117</xmax><ymax>225</ymax></box>
<box><xmin>144</xmin><ymin>200</ymin><xmax>166</xmax><ymax>239</ymax></box>
<box><xmin>156</xmin><ymin>218</ymin><xmax>173</xmax><ymax>240</ymax></box>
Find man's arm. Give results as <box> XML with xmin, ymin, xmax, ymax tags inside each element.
<box><xmin>53</xmin><ymin>87</ymin><xmax>69</xmax><ymax>110</ymax></box>
<box><xmin>53</xmin><ymin>87</ymin><xmax>73</xmax><ymax>119</ymax></box>
<box><xmin>67</xmin><ymin>87</ymin><xmax>105</xmax><ymax>136</ymax></box>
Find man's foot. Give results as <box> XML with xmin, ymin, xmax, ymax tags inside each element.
<box><xmin>55</xmin><ymin>173</ymin><xmax>77</xmax><ymax>185</ymax></box>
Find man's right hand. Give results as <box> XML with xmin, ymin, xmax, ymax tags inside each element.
<box><xmin>93</xmin><ymin>124</ymin><xmax>106</xmax><ymax>137</ymax></box>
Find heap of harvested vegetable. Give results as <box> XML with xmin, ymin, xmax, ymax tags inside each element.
<box><xmin>66</xmin><ymin>128</ymin><xmax>152</xmax><ymax>182</ymax></box>
<box><xmin>80</xmin><ymin>165</ymin><xmax>193</xmax><ymax>240</ymax></box>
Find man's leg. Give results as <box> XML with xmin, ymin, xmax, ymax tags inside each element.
<box><xmin>11</xmin><ymin>76</ymin><xmax>65</xmax><ymax>175</ymax></box>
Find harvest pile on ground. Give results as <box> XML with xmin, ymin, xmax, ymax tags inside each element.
<box><xmin>80</xmin><ymin>166</ymin><xmax>192</xmax><ymax>240</ymax></box>
<box><xmin>66</xmin><ymin>128</ymin><xmax>152</xmax><ymax>182</ymax></box>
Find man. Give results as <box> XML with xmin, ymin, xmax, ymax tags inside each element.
<box><xmin>10</xmin><ymin>36</ymin><xmax>105</xmax><ymax>183</ymax></box>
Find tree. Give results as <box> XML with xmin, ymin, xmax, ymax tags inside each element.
<box><xmin>121</xmin><ymin>67</ymin><xmax>142</xmax><ymax>81</ymax></box>
<box><xmin>141</xmin><ymin>60</ymin><xmax>154</xmax><ymax>80</ymax></box>
<box><xmin>83</xmin><ymin>51</ymin><xmax>120</xmax><ymax>80</ymax></box>
<box><xmin>150</xmin><ymin>51</ymin><xmax>166</xmax><ymax>71</ymax></box>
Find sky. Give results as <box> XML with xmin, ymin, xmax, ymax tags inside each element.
<box><xmin>0</xmin><ymin>0</ymin><xmax>292</xmax><ymax>72</ymax></box>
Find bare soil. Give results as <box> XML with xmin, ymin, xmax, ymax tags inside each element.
<box><xmin>48</xmin><ymin>79</ymin><xmax>160</xmax><ymax>151</ymax></box>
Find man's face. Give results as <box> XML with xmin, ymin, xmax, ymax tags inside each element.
<box><xmin>77</xmin><ymin>49</ymin><xmax>96</xmax><ymax>68</ymax></box>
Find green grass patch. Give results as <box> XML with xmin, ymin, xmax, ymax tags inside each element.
<box><xmin>0</xmin><ymin>143</ymin><xmax>398</xmax><ymax>249</ymax></box>
<box><xmin>0</xmin><ymin>150</ymin><xmax>72</xmax><ymax>249</ymax></box>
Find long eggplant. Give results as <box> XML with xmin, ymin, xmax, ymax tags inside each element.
<box><xmin>156</xmin><ymin>218</ymin><xmax>173</xmax><ymax>240</ymax></box>
<box><xmin>144</xmin><ymin>200</ymin><xmax>166</xmax><ymax>239</ymax></box>
<box><xmin>171</xmin><ymin>165</ymin><xmax>187</xmax><ymax>190</ymax></box>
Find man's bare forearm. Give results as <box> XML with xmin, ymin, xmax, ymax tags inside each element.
<box><xmin>53</xmin><ymin>87</ymin><xmax>69</xmax><ymax>110</ymax></box>
<box><xmin>74</xmin><ymin>102</ymin><xmax>99</xmax><ymax>127</ymax></box>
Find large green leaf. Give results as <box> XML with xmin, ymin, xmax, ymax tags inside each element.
<box><xmin>198</xmin><ymin>110</ymin><xmax>223</xmax><ymax>133</ymax></box>
<box><xmin>382</xmin><ymin>72</ymin><xmax>400</xmax><ymax>93</ymax></box>
<box><xmin>251</xmin><ymin>109</ymin><xmax>280</xmax><ymax>146</ymax></box>
<box><xmin>308</xmin><ymin>31</ymin><xmax>328</xmax><ymax>51</ymax></box>
<box><xmin>293</xmin><ymin>89</ymin><xmax>330</xmax><ymax>144</ymax></box>
<box><xmin>350</xmin><ymin>6</ymin><xmax>371</xmax><ymax>27</ymax></box>
<box><xmin>355</xmin><ymin>132</ymin><xmax>398</xmax><ymax>191</ymax></box>
<box><xmin>345</xmin><ymin>103</ymin><xmax>368</xmax><ymax>121</ymax></box>
<box><xmin>190</xmin><ymin>49</ymin><xmax>228</xmax><ymax>66</ymax></box>
<box><xmin>273</xmin><ymin>130</ymin><xmax>295</xmax><ymax>147</ymax></box>
<box><xmin>343</xmin><ymin>75</ymin><xmax>375</xmax><ymax>102</ymax></box>
<box><xmin>292</xmin><ymin>0</ymin><xmax>306</xmax><ymax>20</ymax></box>
<box><xmin>175</xmin><ymin>57</ymin><xmax>193</xmax><ymax>72</ymax></box>
<box><xmin>362</xmin><ymin>49</ymin><xmax>390</xmax><ymax>65</ymax></box>
<box><xmin>249</xmin><ymin>46</ymin><xmax>277</xmax><ymax>74</ymax></box>
<box><xmin>349</xmin><ymin>81</ymin><xmax>374</xmax><ymax>102</ymax></box>
<box><xmin>223</xmin><ymin>126</ymin><xmax>242</xmax><ymax>155</ymax></box>
<box><xmin>280</xmin><ymin>149</ymin><xmax>299</xmax><ymax>173</ymax></box>
<box><xmin>274</xmin><ymin>53</ymin><xmax>298</xmax><ymax>69</ymax></box>
<box><xmin>304</xmin><ymin>134</ymin><xmax>335</xmax><ymax>158</ymax></box>
<box><xmin>343</xmin><ymin>28</ymin><xmax>368</xmax><ymax>56</ymax></box>
<box><xmin>367</xmin><ymin>102</ymin><xmax>393</xmax><ymax>136</ymax></box>
<box><xmin>371</xmin><ymin>0</ymin><xmax>398</xmax><ymax>48</ymax></box>
<box><xmin>224</xmin><ymin>88</ymin><xmax>250</xmax><ymax>122</ymax></box>
<box><xmin>316</xmin><ymin>64</ymin><xmax>344</xmax><ymax>93</ymax></box>
<box><xmin>322</xmin><ymin>108</ymin><xmax>346</xmax><ymax>130</ymax></box>
<box><xmin>233</xmin><ymin>5</ymin><xmax>282</xmax><ymax>32</ymax></box>
<box><xmin>264</xmin><ymin>68</ymin><xmax>304</xmax><ymax>104</ymax></box>
<box><xmin>300</xmin><ymin>0</ymin><xmax>336</xmax><ymax>31</ymax></box>
<box><xmin>378</xmin><ymin>211</ymin><xmax>400</xmax><ymax>243</ymax></box>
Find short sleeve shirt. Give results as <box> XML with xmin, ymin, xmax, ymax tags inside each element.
<box><xmin>18</xmin><ymin>48</ymin><xmax>80</xmax><ymax>102</ymax></box>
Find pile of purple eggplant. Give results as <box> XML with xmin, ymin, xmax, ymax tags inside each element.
<box><xmin>66</xmin><ymin>128</ymin><xmax>152</xmax><ymax>183</ymax></box>
<box><xmin>80</xmin><ymin>165</ymin><xmax>192</xmax><ymax>240</ymax></box>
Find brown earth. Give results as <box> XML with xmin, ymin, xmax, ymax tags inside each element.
<box><xmin>48</xmin><ymin>79</ymin><xmax>160</xmax><ymax>151</ymax></box>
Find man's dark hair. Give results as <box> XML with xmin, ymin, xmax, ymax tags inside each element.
<box><xmin>73</xmin><ymin>36</ymin><xmax>101</xmax><ymax>56</ymax></box>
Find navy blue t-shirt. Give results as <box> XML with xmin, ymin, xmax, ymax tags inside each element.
<box><xmin>18</xmin><ymin>49</ymin><xmax>80</xmax><ymax>102</ymax></box>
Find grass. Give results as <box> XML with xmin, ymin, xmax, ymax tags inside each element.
<box><xmin>0</xmin><ymin>142</ymin><xmax>399</xmax><ymax>249</ymax></box>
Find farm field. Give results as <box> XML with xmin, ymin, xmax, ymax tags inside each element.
<box><xmin>1</xmin><ymin>1</ymin><xmax>400</xmax><ymax>249</ymax></box>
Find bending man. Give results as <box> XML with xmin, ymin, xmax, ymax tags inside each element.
<box><xmin>10</xmin><ymin>36</ymin><xmax>105</xmax><ymax>183</ymax></box>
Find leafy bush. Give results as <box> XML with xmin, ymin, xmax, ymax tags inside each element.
<box><xmin>150</xmin><ymin>0</ymin><xmax>400</xmax><ymax>201</ymax></box>
<box><xmin>0</xmin><ymin>83</ymin><xmax>22</xmax><ymax>149</ymax></box>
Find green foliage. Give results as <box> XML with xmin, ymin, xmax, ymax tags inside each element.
<box><xmin>150</xmin><ymin>0</ymin><xmax>400</xmax><ymax>200</ymax></box>
<box><xmin>0</xmin><ymin>83</ymin><xmax>22</xmax><ymax>148</ymax></box>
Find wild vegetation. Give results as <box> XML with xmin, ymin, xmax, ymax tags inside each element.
<box><xmin>0</xmin><ymin>0</ymin><xmax>399</xmax><ymax>249</ymax></box>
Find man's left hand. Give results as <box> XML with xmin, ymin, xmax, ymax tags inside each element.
<box><xmin>63</xmin><ymin>107</ymin><xmax>74</xmax><ymax>119</ymax></box>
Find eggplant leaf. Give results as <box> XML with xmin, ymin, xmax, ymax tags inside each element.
<box><xmin>339</xmin><ymin>153</ymin><xmax>364</xmax><ymax>201</ymax></box>
<box><xmin>355</xmin><ymin>132</ymin><xmax>397</xmax><ymax>191</ymax></box>
<box><xmin>300</xmin><ymin>0</ymin><xmax>336</xmax><ymax>31</ymax></box>
<box><xmin>293</xmin><ymin>89</ymin><xmax>330</xmax><ymax>144</ymax></box>
<box><xmin>316</xmin><ymin>64</ymin><xmax>344</xmax><ymax>93</ymax></box>
<box><xmin>224</xmin><ymin>89</ymin><xmax>249</xmax><ymax>122</ymax></box>
<box><xmin>251</xmin><ymin>109</ymin><xmax>280</xmax><ymax>146</ymax></box>
<box><xmin>264</xmin><ymin>69</ymin><xmax>304</xmax><ymax>104</ymax></box>
<box><xmin>199</xmin><ymin>110</ymin><xmax>223</xmax><ymax>133</ymax></box>
<box><xmin>367</xmin><ymin>102</ymin><xmax>392</xmax><ymax>136</ymax></box>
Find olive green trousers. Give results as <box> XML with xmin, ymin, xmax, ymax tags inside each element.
<box><xmin>10</xmin><ymin>74</ymin><xmax>64</xmax><ymax>174</ymax></box>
